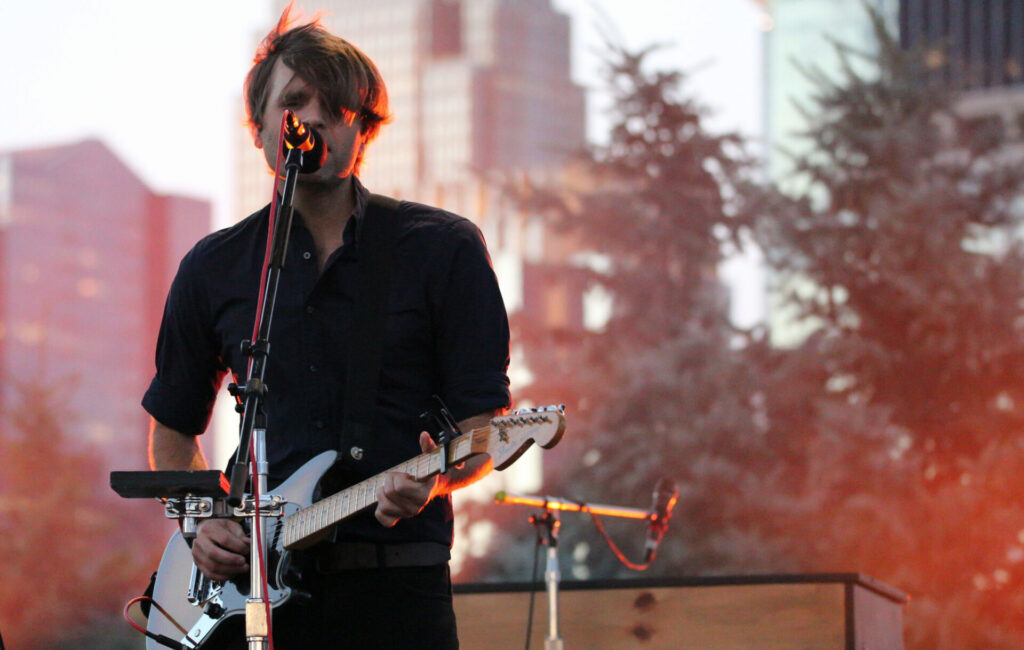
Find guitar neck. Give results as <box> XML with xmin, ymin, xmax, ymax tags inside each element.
<box><xmin>281</xmin><ymin>428</ymin><xmax>482</xmax><ymax>550</ymax></box>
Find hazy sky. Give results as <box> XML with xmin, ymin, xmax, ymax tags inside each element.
<box><xmin>0</xmin><ymin>0</ymin><xmax>763</xmax><ymax>227</ymax></box>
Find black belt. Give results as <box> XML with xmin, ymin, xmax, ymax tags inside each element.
<box><xmin>315</xmin><ymin>541</ymin><xmax>451</xmax><ymax>573</ymax></box>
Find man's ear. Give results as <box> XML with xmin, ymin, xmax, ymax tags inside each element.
<box><xmin>253</xmin><ymin>125</ymin><xmax>264</xmax><ymax>149</ymax></box>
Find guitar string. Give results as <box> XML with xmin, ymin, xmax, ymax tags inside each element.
<box><xmin>283</xmin><ymin>426</ymin><xmax>487</xmax><ymax>545</ymax></box>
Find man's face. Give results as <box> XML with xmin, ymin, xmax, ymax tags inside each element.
<box><xmin>255</xmin><ymin>59</ymin><xmax>365</xmax><ymax>183</ymax></box>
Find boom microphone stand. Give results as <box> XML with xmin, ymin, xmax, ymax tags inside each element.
<box><xmin>495</xmin><ymin>487</ymin><xmax>675</xmax><ymax>650</ymax></box>
<box><xmin>528</xmin><ymin>507</ymin><xmax>563</xmax><ymax>650</ymax></box>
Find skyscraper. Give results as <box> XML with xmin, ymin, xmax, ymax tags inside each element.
<box><xmin>899</xmin><ymin>0</ymin><xmax>1024</xmax><ymax>145</ymax></box>
<box><xmin>0</xmin><ymin>139</ymin><xmax>211</xmax><ymax>468</ymax></box>
<box><xmin>237</xmin><ymin>0</ymin><xmax>586</xmax><ymax>316</ymax></box>
<box><xmin>759</xmin><ymin>0</ymin><xmax>897</xmax><ymax>345</ymax></box>
<box><xmin>762</xmin><ymin>0</ymin><xmax>898</xmax><ymax>183</ymax></box>
<box><xmin>900</xmin><ymin>0</ymin><xmax>1024</xmax><ymax>91</ymax></box>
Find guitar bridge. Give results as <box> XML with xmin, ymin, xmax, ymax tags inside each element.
<box><xmin>187</xmin><ymin>564</ymin><xmax>222</xmax><ymax>606</ymax></box>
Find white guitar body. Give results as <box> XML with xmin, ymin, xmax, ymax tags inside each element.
<box><xmin>145</xmin><ymin>407</ymin><xmax>566</xmax><ymax>650</ymax></box>
<box><xmin>147</xmin><ymin>450</ymin><xmax>337</xmax><ymax>649</ymax></box>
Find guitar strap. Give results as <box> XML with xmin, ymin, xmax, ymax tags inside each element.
<box><xmin>338</xmin><ymin>193</ymin><xmax>402</xmax><ymax>467</ymax></box>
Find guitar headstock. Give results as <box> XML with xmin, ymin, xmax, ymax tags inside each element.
<box><xmin>483</xmin><ymin>406</ymin><xmax>566</xmax><ymax>471</ymax></box>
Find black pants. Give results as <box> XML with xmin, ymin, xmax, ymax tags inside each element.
<box><xmin>222</xmin><ymin>564</ymin><xmax>458</xmax><ymax>650</ymax></box>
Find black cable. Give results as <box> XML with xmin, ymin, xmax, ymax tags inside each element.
<box><xmin>524</xmin><ymin>534</ymin><xmax>543</xmax><ymax>650</ymax></box>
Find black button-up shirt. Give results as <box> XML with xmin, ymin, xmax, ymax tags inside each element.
<box><xmin>143</xmin><ymin>180</ymin><xmax>511</xmax><ymax>546</ymax></box>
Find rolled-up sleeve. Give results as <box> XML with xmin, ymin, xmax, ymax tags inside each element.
<box><xmin>433</xmin><ymin>219</ymin><xmax>511</xmax><ymax>421</ymax></box>
<box><xmin>142</xmin><ymin>249</ymin><xmax>225</xmax><ymax>435</ymax></box>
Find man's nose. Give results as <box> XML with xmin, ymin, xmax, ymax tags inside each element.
<box><xmin>293</xmin><ymin>103</ymin><xmax>325</xmax><ymax>131</ymax></box>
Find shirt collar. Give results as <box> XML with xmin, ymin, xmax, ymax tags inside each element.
<box><xmin>274</xmin><ymin>176</ymin><xmax>370</xmax><ymax>248</ymax></box>
<box><xmin>350</xmin><ymin>175</ymin><xmax>370</xmax><ymax>245</ymax></box>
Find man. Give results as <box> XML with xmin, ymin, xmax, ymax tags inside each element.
<box><xmin>144</xmin><ymin>9</ymin><xmax>510</xmax><ymax>648</ymax></box>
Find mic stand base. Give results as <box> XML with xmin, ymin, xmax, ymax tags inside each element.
<box><xmin>530</xmin><ymin>509</ymin><xmax>564</xmax><ymax>650</ymax></box>
<box><xmin>544</xmin><ymin>544</ymin><xmax>564</xmax><ymax>650</ymax></box>
<box><xmin>246</xmin><ymin>426</ymin><xmax>273</xmax><ymax>650</ymax></box>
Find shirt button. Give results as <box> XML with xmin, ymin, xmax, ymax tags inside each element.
<box><xmin>302</xmin><ymin>251</ymin><xmax>312</xmax><ymax>260</ymax></box>
<box><xmin>315</xmin><ymin>419</ymin><xmax>325</xmax><ymax>430</ymax></box>
<box><xmin>350</xmin><ymin>446</ymin><xmax>364</xmax><ymax>461</ymax></box>
<box><xmin>306</xmin><ymin>305</ymin><xmax>315</xmax><ymax>314</ymax></box>
<box><xmin>308</xmin><ymin>364</ymin><xmax>318</xmax><ymax>373</ymax></box>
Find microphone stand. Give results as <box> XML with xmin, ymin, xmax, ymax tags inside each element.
<box><xmin>227</xmin><ymin>142</ymin><xmax>310</xmax><ymax>650</ymax></box>
<box><xmin>529</xmin><ymin>509</ymin><xmax>563</xmax><ymax>650</ymax></box>
<box><xmin>495</xmin><ymin>492</ymin><xmax>654</xmax><ymax>650</ymax></box>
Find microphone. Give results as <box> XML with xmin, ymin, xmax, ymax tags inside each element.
<box><xmin>644</xmin><ymin>478</ymin><xmax>678</xmax><ymax>564</ymax></box>
<box><xmin>283</xmin><ymin>110</ymin><xmax>327</xmax><ymax>173</ymax></box>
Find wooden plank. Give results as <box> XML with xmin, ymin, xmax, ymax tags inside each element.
<box><xmin>455</xmin><ymin>580</ymin><xmax>901</xmax><ymax>649</ymax></box>
<box><xmin>851</xmin><ymin>583</ymin><xmax>905</xmax><ymax>650</ymax></box>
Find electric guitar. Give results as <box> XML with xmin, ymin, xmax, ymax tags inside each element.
<box><xmin>145</xmin><ymin>407</ymin><xmax>566</xmax><ymax>649</ymax></box>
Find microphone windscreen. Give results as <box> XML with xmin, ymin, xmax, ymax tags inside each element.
<box><xmin>298</xmin><ymin>129</ymin><xmax>327</xmax><ymax>174</ymax></box>
<box><xmin>653</xmin><ymin>478</ymin><xmax>678</xmax><ymax>522</ymax></box>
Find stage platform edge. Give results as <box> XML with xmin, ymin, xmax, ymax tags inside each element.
<box><xmin>453</xmin><ymin>573</ymin><xmax>905</xmax><ymax>649</ymax></box>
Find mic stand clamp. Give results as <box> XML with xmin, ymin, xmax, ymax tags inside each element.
<box><xmin>162</xmin><ymin>496</ymin><xmax>230</xmax><ymax>540</ymax></box>
<box><xmin>530</xmin><ymin>508</ymin><xmax>564</xmax><ymax>650</ymax></box>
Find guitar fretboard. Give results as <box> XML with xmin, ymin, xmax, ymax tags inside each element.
<box><xmin>281</xmin><ymin>430</ymin><xmax>480</xmax><ymax>549</ymax></box>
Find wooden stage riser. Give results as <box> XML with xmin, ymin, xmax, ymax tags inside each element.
<box><xmin>454</xmin><ymin>581</ymin><xmax>904</xmax><ymax>649</ymax></box>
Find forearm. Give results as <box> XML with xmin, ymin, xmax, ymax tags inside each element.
<box><xmin>149</xmin><ymin>418</ymin><xmax>209</xmax><ymax>471</ymax></box>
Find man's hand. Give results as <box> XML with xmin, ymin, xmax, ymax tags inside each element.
<box><xmin>375</xmin><ymin>432</ymin><xmax>441</xmax><ymax>528</ymax></box>
<box><xmin>191</xmin><ymin>518</ymin><xmax>251</xmax><ymax>581</ymax></box>
<box><xmin>151</xmin><ymin>419</ymin><xmax>249</xmax><ymax>581</ymax></box>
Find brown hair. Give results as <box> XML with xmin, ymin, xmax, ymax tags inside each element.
<box><xmin>245</xmin><ymin>6</ymin><xmax>390</xmax><ymax>145</ymax></box>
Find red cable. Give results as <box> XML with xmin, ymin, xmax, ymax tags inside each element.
<box><xmin>587</xmin><ymin>511</ymin><xmax>652</xmax><ymax>571</ymax></box>
<box><xmin>123</xmin><ymin>117</ymin><xmax>289</xmax><ymax>650</ymax></box>
<box><xmin>122</xmin><ymin>596</ymin><xmax>150</xmax><ymax>636</ymax></box>
<box><xmin>246</xmin><ymin>111</ymin><xmax>289</xmax><ymax>379</ymax></box>
<box><xmin>246</xmin><ymin>112</ymin><xmax>288</xmax><ymax>649</ymax></box>
<box><xmin>122</xmin><ymin>595</ymin><xmax>196</xmax><ymax>649</ymax></box>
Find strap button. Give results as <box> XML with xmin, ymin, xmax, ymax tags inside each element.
<box><xmin>350</xmin><ymin>446</ymin><xmax>364</xmax><ymax>461</ymax></box>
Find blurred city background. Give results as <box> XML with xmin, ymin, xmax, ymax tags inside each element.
<box><xmin>2</xmin><ymin>0</ymin><xmax>1024</xmax><ymax>647</ymax></box>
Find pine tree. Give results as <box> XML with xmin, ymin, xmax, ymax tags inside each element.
<box><xmin>0</xmin><ymin>382</ymin><xmax>165</xmax><ymax>647</ymax></box>
<box><xmin>751</xmin><ymin>8</ymin><xmax>1024</xmax><ymax>647</ymax></box>
<box><xmin>495</xmin><ymin>43</ymin><xmax>776</xmax><ymax>581</ymax></box>
<box><xmin>482</xmin><ymin>11</ymin><xmax>1024</xmax><ymax>646</ymax></box>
